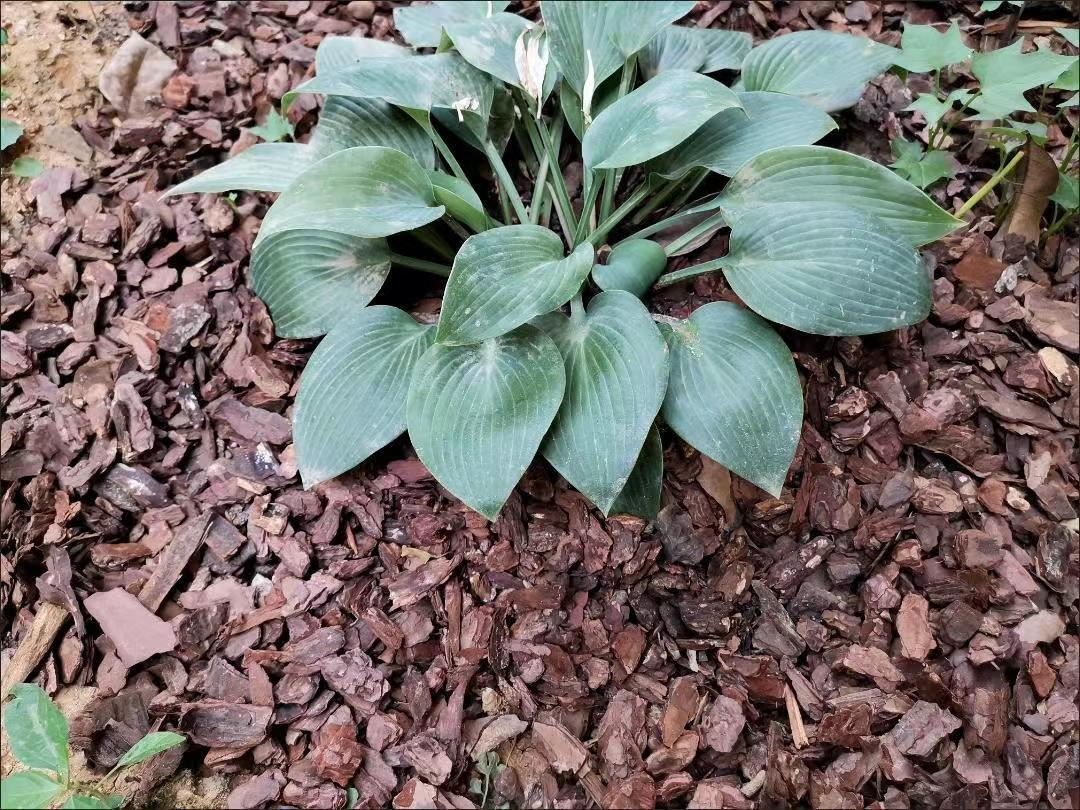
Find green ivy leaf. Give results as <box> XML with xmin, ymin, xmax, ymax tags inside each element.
<box><xmin>717</xmin><ymin>145</ymin><xmax>962</xmax><ymax>246</ymax></box>
<box><xmin>608</xmin><ymin>425</ymin><xmax>663</xmax><ymax>520</ymax></box>
<box><xmin>535</xmin><ymin>291</ymin><xmax>670</xmax><ymax>515</ymax></box>
<box><xmin>661</xmin><ymin>303</ymin><xmax>802</xmax><ymax>496</ymax></box>
<box><xmin>0</xmin><ymin>772</ymin><xmax>62</xmax><ymax>809</ymax></box>
<box><xmin>1</xmin><ymin>117</ymin><xmax>23</xmax><ymax>151</ymax></box>
<box><xmin>394</xmin><ymin>1</ymin><xmax>510</xmax><ymax>48</ymax></box>
<box><xmin>407</xmin><ymin>325</ymin><xmax>565</xmax><ymax>520</ymax></box>
<box><xmin>1051</xmin><ymin>171</ymin><xmax>1079</xmax><ymax>210</ymax></box>
<box><xmin>1057</xmin><ymin>27</ymin><xmax>1080</xmax><ymax>47</ymax></box>
<box><xmin>651</xmin><ymin>90</ymin><xmax>837</xmax><ymax>179</ymax></box>
<box><xmin>738</xmin><ymin>30</ymin><xmax>897</xmax><ymax>112</ymax></box>
<box><xmin>904</xmin><ymin>88</ymin><xmax>972</xmax><ymax>129</ymax></box>
<box><xmin>890</xmin><ymin>138</ymin><xmax>957</xmax><ymax>189</ymax></box>
<box><xmin>720</xmin><ymin>203</ymin><xmax>931</xmax><ymax>336</ymax></box>
<box><xmin>115</xmin><ymin>731</ymin><xmax>185</xmax><ymax>769</ymax></box>
<box><xmin>6</xmin><ymin>684</ymin><xmax>70</xmax><ymax>781</ymax></box>
<box><xmin>895</xmin><ymin>22</ymin><xmax>972</xmax><ymax>73</ymax></box>
<box><xmin>583</xmin><ymin>70</ymin><xmax>742</xmax><ymax>169</ymax></box>
<box><xmin>437</xmin><ymin>225</ymin><xmax>594</xmax><ymax>344</ymax></box>
<box><xmin>969</xmin><ymin>41</ymin><xmax>1075</xmax><ymax>119</ymax></box>
<box><xmin>256</xmin><ymin>146</ymin><xmax>444</xmax><ymax>244</ymax></box>
<box><xmin>249</xmin><ymin>107</ymin><xmax>294</xmax><ymax>143</ymax></box>
<box><xmin>296</xmin><ymin>307</ymin><xmax>435</xmax><ymax>488</ymax></box>
<box><xmin>979</xmin><ymin>0</ymin><xmax>1022</xmax><ymax>13</ymax></box>
<box><xmin>11</xmin><ymin>156</ymin><xmax>44</xmax><ymax>178</ymax></box>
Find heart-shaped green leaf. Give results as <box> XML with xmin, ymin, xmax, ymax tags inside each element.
<box><xmin>309</xmin><ymin>97</ymin><xmax>435</xmax><ymax>168</ymax></box>
<box><xmin>542</xmin><ymin>0</ymin><xmax>695</xmax><ymax>102</ymax></box>
<box><xmin>296</xmin><ymin>307</ymin><xmax>435</xmax><ymax>488</ymax></box>
<box><xmin>640</xmin><ymin>26</ymin><xmax>751</xmax><ymax>78</ymax></box>
<box><xmin>315</xmin><ymin>36</ymin><xmax>409</xmax><ymax>74</ymax></box>
<box><xmin>394</xmin><ymin>1</ymin><xmax>511</xmax><ymax>48</ymax></box>
<box><xmin>251</xmin><ymin>230</ymin><xmax>391</xmax><ymax>338</ymax></box>
<box><xmin>661</xmin><ymin>302</ymin><xmax>802</xmax><ymax>496</ymax></box>
<box><xmin>407</xmin><ymin>326</ymin><xmax>565</xmax><ymax>520</ymax></box>
<box><xmin>163</xmin><ymin>143</ymin><xmax>311</xmax><ymax>196</ymax></box>
<box><xmin>437</xmin><ymin>225</ymin><xmax>594</xmax><ymax>344</ymax></box>
<box><xmin>651</xmin><ymin>91</ymin><xmax>837</xmax><ymax>179</ymax></box>
<box><xmin>609</xmin><ymin>425</ymin><xmax>663</xmax><ymax>520</ymax></box>
<box><xmin>718</xmin><ymin>145</ymin><xmax>962</xmax><ymax>246</ymax></box>
<box><xmin>535</xmin><ymin>291</ymin><xmax>669</xmax><ymax>515</ymax></box>
<box><xmin>739</xmin><ymin>30</ymin><xmax>897</xmax><ymax>112</ymax></box>
<box><xmin>445</xmin><ymin>13</ymin><xmax>534</xmax><ymax>86</ymax></box>
<box><xmin>895</xmin><ymin>22</ymin><xmax>973</xmax><ymax>73</ymax></box>
<box><xmin>256</xmin><ymin>147</ymin><xmax>444</xmax><ymax>245</ymax></box>
<box><xmin>720</xmin><ymin>203</ymin><xmax>931</xmax><ymax>336</ymax></box>
<box><xmin>592</xmin><ymin>239</ymin><xmax>668</xmax><ymax>298</ymax></box>
<box><xmin>583</xmin><ymin>70</ymin><xmax>742</xmax><ymax>169</ymax></box>
<box><xmin>116</xmin><ymin>732</ymin><xmax>186</xmax><ymax>769</ymax></box>
<box><xmin>6</xmin><ymin>684</ymin><xmax>69</xmax><ymax>781</ymax></box>
<box><xmin>1</xmin><ymin>772</ymin><xmax>63</xmax><ymax>809</ymax></box>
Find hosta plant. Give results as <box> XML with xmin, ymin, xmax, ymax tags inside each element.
<box><xmin>166</xmin><ymin>1</ymin><xmax>961</xmax><ymax>521</ymax></box>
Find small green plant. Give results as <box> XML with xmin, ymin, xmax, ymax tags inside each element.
<box><xmin>166</xmin><ymin>1</ymin><xmax>966</xmax><ymax>521</ymax></box>
<box><xmin>468</xmin><ymin>751</ymin><xmax>509</xmax><ymax>810</ymax></box>
<box><xmin>1</xmin><ymin>684</ymin><xmax>185</xmax><ymax>809</ymax></box>
<box><xmin>0</xmin><ymin>27</ymin><xmax>24</xmax><ymax>152</ymax></box>
<box><xmin>249</xmin><ymin>106</ymin><xmax>295</xmax><ymax>143</ymax></box>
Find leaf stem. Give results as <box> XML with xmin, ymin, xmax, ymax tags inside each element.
<box><xmin>663</xmin><ymin>211</ymin><xmax>726</xmax><ymax>256</ymax></box>
<box><xmin>430</xmin><ymin>125</ymin><xmax>471</xmax><ymax>187</ymax></box>
<box><xmin>530</xmin><ymin>148</ymin><xmax>550</xmax><ymax>225</ymax></box>
<box><xmin>484</xmin><ymin>140</ymin><xmax>529</xmax><ymax>223</ymax></box>
<box><xmin>390</xmin><ymin>253</ymin><xmax>452</xmax><ymax>276</ymax></box>
<box><xmin>654</xmin><ymin>256</ymin><xmax>730</xmax><ymax>289</ymax></box>
<box><xmin>574</xmin><ymin>172</ymin><xmax>602</xmax><ymax>243</ymax></box>
<box><xmin>413</xmin><ymin>227</ymin><xmax>457</xmax><ymax>262</ymax></box>
<box><xmin>956</xmin><ymin>148</ymin><xmax>1024</xmax><ymax>217</ymax></box>
<box><xmin>599</xmin><ymin>56</ymin><xmax>638</xmax><ymax>222</ymax></box>
<box><xmin>587</xmin><ymin>181</ymin><xmax>653</xmax><ymax>246</ymax></box>
<box><xmin>630</xmin><ymin>174</ymin><xmax>686</xmax><ymax>225</ymax></box>
<box><xmin>517</xmin><ymin>92</ymin><xmax>578</xmax><ymax>236</ymax></box>
<box><xmin>619</xmin><ymin>194</ymin><xmax>721</xmax><ymax>245</ymax></box>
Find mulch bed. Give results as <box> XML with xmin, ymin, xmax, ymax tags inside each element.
<box><xmin>1</xmin><ymin>1</ymin><xmax>1077</xmax><ymax>808</ymax></box>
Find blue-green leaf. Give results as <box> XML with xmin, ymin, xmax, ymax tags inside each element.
<box><xmin>609</xmin><ymin>426</ymin><xmax>663</xmax><ymax>520</ymax></box>
<box><xmin>116</xmin><ymin>731</ymin><xmax>185</xmax><ymax>769</ymax></box>
<box><xmin>0</xmin><ymin>772</ymin><xmax>63</xmax><ymax>809</ymax></box>
<box><xmin>394</xmin><ymin>1</ymin><xmax>510</xmax><ymax>48</ymax></box>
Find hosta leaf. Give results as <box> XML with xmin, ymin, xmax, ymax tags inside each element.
<box><xmin>661</xmin><ymin>302</ymin><xmax>802</xmax><ymax>496</ymax></box>
<box><xmin>542</xmin><ymin>0</ymin><xmax>695</xmax><ymax>102</ymax></box>
<box><xmin>739</xmin><ymin>31</ymin><xmax>897</xmax><ymax>112</ymax></box>
<box><xmin>309</xmin><ymin>97</ymin><xmax>436</xmax><ymax>168</ymax></box>
<box><xmin>592</xmin><ymin>239</ymin><xmax>668</xmax><ymax>298</ymax></box>
<box><xmin>394</xmin><ymin>1</ymin><xmax>510</xmax><ymax>48</ymax></box>
<box><xmin>651</xmin><ymin>91</ymin><xmax>836</xmax><ymax>179</ymax></box>
<box><xmin>890</xmin><ymin>139</ymin><xmax>957</xmax><ymax>190</ymax></box>
<box><xmin>895</xmin><ymin>22</ymin><xmax>973</xmax><ymax>73</ymax></box>
<box><xmin>7</xmin><ymin>683</ymin><xmax>69</xmax><ymax>781</ymax></box>
<box><xmin>0</xmin><ymin>772</ymin><xmax>62</xmax><ymax>809</ymax></box>
<box><xmin>583</xmin><ymin>71</ymin><xmax>742</xmax><ymax>169</ymax></box>
<box><xmin>116</xmin><ymin>732</ymin><xmax>185</xmax><ymax>769</ymax></box>
<box><xmin>437</xmin><ymin>225</ymin><xmax>594</xmax><ymax>344</ymax></box>
<box><xmin>407</xmin><ymin>326</ymin><xmax>565</xmax><ymax>520</ymax></box>
<box><xmin>560</xmin><ymin>76</ymin><xmax>619</xmax><ymax>142</ymax></box>
<box><xmin>609</xmin><ymin>426</ymin><xmax>663</xmax><ymax>520</ymax></box>
<box><xmin>296</xmin><ymin>307</ymin><xmax>435</xmax><ymax>487</ymax></box>
<box><xmin>251</xmin><ymin>230</ymin><xmax>391</xmax><ymax>338</ymax></box>
<box><xmin>969</xmin><ymin>41</ymin><xmax>1075</xmax><ymax>119</ymax></box>
<box><xmin>720</xmin><ymin>203</ymin><xmax>931</xmax><ymax>336</ymax></box>
<box><xmin>256</xmin><ymin>146</ymin><xmax>443</xmax><ymax>244</ymax></box>
<box><xmin>315</xmin><ymin>36</ymin><xmax>409</xmax><ymax>74</ymax></box>
<box><xmin>640</xmin><ymin>26</ymin><xmax>752</xmax><ymax>78</ymax></box>
<box><xmin>445</xmin><ymin>13</ymin><xmax>534</xmax><ymax>86</ymax></box>
<box><xmin>717</xmin><ymin>145</ymin><xmax>962</xmax><ymax>246</ymax></box>
<box><xmin>428</xmin><ymin>170</ymin><xmax>492</xmax><ymax>233</ymax></box>
<box><xmin>535</xmin><ymin>291</ymin><xmax>670</xmax><ymax>515</ymax></box>
<box><xmin>163</xmin><ymin>143</ymin><xmax>311</xmax><ymax>196</ymax></box>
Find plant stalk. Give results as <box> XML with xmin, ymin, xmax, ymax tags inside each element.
<box><xmin>484</xmin><ymin>140</ymin><xmax>529</xmax><ymax>223</ymax></box>
<box><xmin>430</xmin><ymin>125</ymin><xmax>472</xmax><ymax>187</ymax></box>
<box><xmin>587</xmin><ymin>181</ymin><xmax>653</xmax><ymax>246</ymax></box>
<box><xmin>619</xmin><ymin>194</ymin><xmax>721</xmax><ymax>244</ymax></box>
<box><xmin>390</xmin><ymin>253</ymin><xmax>453</xmax><ymax>276</ymax></box>
<box><xmin>654</xmin><ymin>256</ymin><xmax>730</xmax><ymax>289</ymax></box>
<box><xmin>663</xmin><ymin>211</ymin><xmax>726</xmax><ymax>256</ymax></box>
<box><xmin>956</xmin><ymin>148</ymin><xmax>1024</xmax><ymax>217</ymax></box>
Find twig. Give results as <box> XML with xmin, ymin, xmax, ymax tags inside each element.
<box><xmin>956</xmin><ymin>149</ymin><xmax>1025</xmax><ymax>217</ymax></box>
<box><xmin>1</xmin><ymin>602</ymin><xmax>69</xmax><ymax>701</ymax></box>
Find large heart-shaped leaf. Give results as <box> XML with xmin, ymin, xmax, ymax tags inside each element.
<box><xmin>394</xmin><ymin>1</ymin><xmax>510</xmax><ymax>48</ymax></box>
<box><xmin>717</xmin><ymin>145</ymin><xmax>962</xmax><ymax>246</ymax></box>
<box><xmin>640</xmin><ymin>26</ymin><xmax>752</xmax><ymax>78</ymax></box>
<box><xmin>542</xmin><ymin>0</ymin><xmax>695</xmax><ymax>102</ymax></box>
<box><xmin>315</xmin><ymin>36</ymin><xmax>409</xmax><ymax>74</ymax></box>
<box><xmin>720</xmin><ymin>203</ymin><xmax>930</xmax><ymax>336</ymax></box>
<box><xmin>437</xmin><ymin>225</ymin><xmax>594</xmax><ymax>344</ymax></box>
<box><xmin>583</xmin><ymin>70</ymin><xmax>742</xmax><ymax>169</ymax></box>
<box><xmin>309</xmin><ymin>97</ymin><xmax>435</xmax><ymax>168</ymax></box>
<box><xmin>739</xmin><ymin>30</ymin><xmax>897</xmax><ymax>112</ymax></box>
<box><xmin>251</xmin><ymin>230</ymin><xmax>391</xmax><ymax>338</ymax></box>
<box><xmin>256</xmin><ymin>147</ymin><xmax>444</xmax><ymax>245</ymax></box>
<box><xmin>6</xmin><ymin>684</ymin><xmax>70</xmax><ymax>781</ymax></box>
<box><xmin>407</xmin><ymin>325</ymin><xmax>565</xmax><ymax>520</ymax></box>
<box><xmin>609</xmin><ymin>425</ymin><xmax>663</xmax><ymax>520</ymax></box>
<box><xmin>445</xmin><ymin>13</ymin><xmax>534</xmax><ymax>87</ymax></box>
<box><xmin>0</xmin><ymin>772</ymin><xmax>63</xmax><ymax>809</ymax></box>
<box><xmin>661</xmin><ymin>302</ymin><xmax>802</xmax><ymax>496</ymax></box>
<box><xmin>163</xmin><ymin>143</ymin><xmax>311</xmax><ymax>196</ymax></box>
<box><xmin>651</xmin><ymin>91</ymin><xmax>837</xmax><ymax>179</ymax></box>
<box><xmin>534</xmin><ymin>291</ymin><xmax>669</xmax><ymax>515</ymax></box>
<box><xmin>296</xmin><ymin>307</ymin><xmax>435</xmax><ymax>488</ymax></box>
